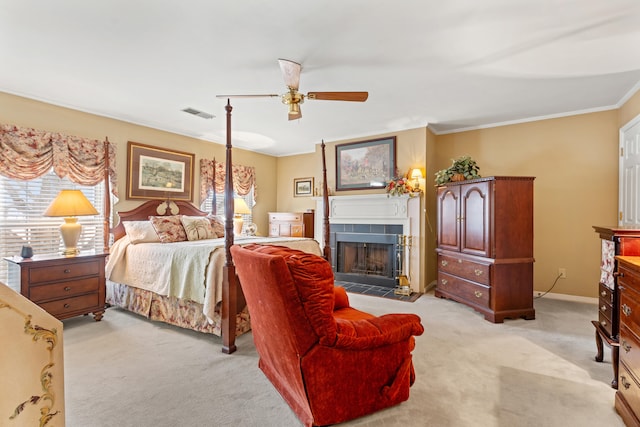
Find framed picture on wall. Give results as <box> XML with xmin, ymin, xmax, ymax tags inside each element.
<box><xmin>294</xmin><ymin>177</ymin><xmax>314</xmax><ymax>197</ymax></box>
<box><xmin>335</xmin><ymin>137</ymin><xmax>396</xmax><ymax>191</ymax></box>
<box><xmin>126</xmin><ymin>141</ymin><xmax>195</xmax><ymax>201</ymax></box>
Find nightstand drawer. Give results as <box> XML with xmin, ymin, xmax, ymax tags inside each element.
<box><xmin>29</xmin><ymin>277</ymin><xmax>100</xmax><ymax>302</ymax></box>
<box><xmin>269</xmin><ymin>213</ymin><xmax>302</xmax><ymax>222</ymax></box>
<box><xmin>29</xmin><ymin>259</ymin><xmax>101</xmax><ymax>284</ymax></box>
<box><xmin>39</xmin><ymin>293</ymin><xmax>100</xmax><ymax>317</ymax></box>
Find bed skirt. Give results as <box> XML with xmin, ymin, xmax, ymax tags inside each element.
<box><xmin>106</xmin><ymin>281</ymin><xmax>251</xmax><ymax>336</ymax></box>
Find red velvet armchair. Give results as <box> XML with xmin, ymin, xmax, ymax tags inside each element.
<box><xmin>230</xmin><ymin>244</ymin><xmax>424</xmax><ymax>427</ymax></box>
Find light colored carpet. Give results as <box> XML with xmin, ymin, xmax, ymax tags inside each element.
<box><xmin>62</xmin><ymin>292</ymin><xmax>624</xmax><ymax>427</ymax></box>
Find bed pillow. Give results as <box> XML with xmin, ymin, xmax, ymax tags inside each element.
<box><xmin>181</xmin><ymin>215</ymin><xmax>216</xmax><ymax>241</ymax></box>
<box><xmin>122</xmin><ymin>220</ymin><xmax>160</xmax><ymax>244</ymax></box>
<box><xmin>206</xmin><ymin>215</ymin><xmax>226</xmax><ymax>238</ymax></box>
<box><xmin>149</xmin><ymin>215</ymin><xmax>188</xmax><ymax>243</ymax></box>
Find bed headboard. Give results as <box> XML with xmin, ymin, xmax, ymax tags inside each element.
<box><xmin>111</xmin><ymin>200</ymin><xmax>208</xmax><ymax>242</ymax></box>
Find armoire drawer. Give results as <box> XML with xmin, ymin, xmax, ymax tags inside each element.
<box><xmin>437</xmin><ymin>271</ymin><xmax>490</xmax><ymax>308</ymax></box>
<box><xmin>437</xmin><ymin>254</ymin><xmax>490</xmax><ymax>285</ymax></box>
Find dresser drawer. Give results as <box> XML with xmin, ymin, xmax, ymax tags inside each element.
<box><xmin>621</xmin><ymin>324</ymin><xmax>640</xmax><ymax>374</ymax></box>
<box><xmin>599</xmin><ymin>309</ymin><xmax>614</xmax><ymax>337</ymax></box>
<box><xmin>619</xmin><ymin>361</ymin><xmax>640</xmax><ymax>412</ymax></box>
<box><xmin>29</xmin><ymin>260</ymin><xmax>101</xmax><ymax>284</ymax></box>
<box><xmin>437</xmin><ymin>271</ymin><xmax>490</xmax><ymax>307</ymax></box>
<box><xmin>39</xmin><ymin>293</ymin><xmax>100</xmax><ymax>317</ymax></box>
<box><xmin>269</xmin><ymin>212</ymin><xmax>303</xmax><ymax>222</ymax></box>
<box><xmin>620</xmin><ymin>287</ymin><xmax>640</xmax><ymax>333</ymax></box>
<box><xmin>29</xmin><ymin>277</ymin><xmax>100</xmax><ymax>302</ymax></box>
<box><xmin>438</xmin><ymin>254</ymin><xmax>490</xmax><ymax>285</ymax></box>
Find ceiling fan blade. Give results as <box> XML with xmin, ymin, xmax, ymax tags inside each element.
<box><xmin>278</xmin><ymin>59</ymin><xmax>301</xmax><ymax>91</ymax></box>
<box><xmin>216</xmin><ymin>94</ymin><xmax>279</xmax><ymax>98</ymax></box>
<box><xmin>307</xmin><ymin>92</ymin><xmax>368</xmax><ymax>102</ymax></box>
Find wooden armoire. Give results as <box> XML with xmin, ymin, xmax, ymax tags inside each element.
<box><xmin>435</xmin><ymin>176</ymin><xmax>535</xmax><ymax>323</ymax></box>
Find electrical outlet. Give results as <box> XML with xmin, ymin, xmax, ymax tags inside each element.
<box><xmin>558</xmin><ymin>268</ymin><xmax>567</xmax><ymax>279</ymax></box>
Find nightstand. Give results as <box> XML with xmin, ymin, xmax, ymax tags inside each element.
<box><xmin>5</xmin><ymin>251</ymin><xmax>108</xmax><ymax>321</ymax></box>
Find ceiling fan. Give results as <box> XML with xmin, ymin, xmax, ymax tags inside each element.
<box><xmin>216</xmin><ymin>59</ymin><xmax>368</xmax><ymax>121</ymax></box>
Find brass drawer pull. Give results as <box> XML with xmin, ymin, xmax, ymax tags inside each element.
<box><xmin>457</xmin><ymin>259</ymin><xmax>462</xmax><ymax>263</ymax></box>
<box><xmin>64</xmin><ymin>286</ymin><xmax>72</xmax><ymax>292</ymax></box>
<box><xmin>600</xmin><ymin>305</ymin><xmax>607</xmax><ymax>312</ymax></box>
<box><xmin>474</xmin><ymin>269</ymin><xmax>483</xmax><ymax>276</ymax></box>
<box><xmin>64</xmin><ymin>269</ymin><xmax>71</xmax><ymax>274</ymax></box>
<box><xmin>622</xmin><ymin>304</ymin><xmax>633</xmax><ymax>317</ymax></box>
<box><xmin>601</xmin><ymin>290</ymin><xmax>607</xmax><ymax>297</ymax></box>
<box><xmin>600</xmin><ymin>320</ymin><xmax>608</xmax><ymax>328</ymax></box>
<box><xmin>441</xmin><ymin>260</ymin><xmax>448</xmax><ymax>267</ymax></box>
<box><xmin>441</xmin><ymin>279</ymin><xmax>448</xmax><ymax>285</ymax></box>
<box><xmin>64</xmin><ymin>303</ymin><xmax>70</xmax><ymax>309</ymax></box>
<box><xmin>474</xmin><ymin>291</ymin><xmax>483</xmax><ymax>298</ymax></box>
<box><xmin>621</xmin><ymin>375</ymin><xmax>632</xmax><ymax>390</ymax></box>
<box><xmin>622</xmin><ymin>340</ymin><xmax>632</xmax><ymax>353</ymax></box>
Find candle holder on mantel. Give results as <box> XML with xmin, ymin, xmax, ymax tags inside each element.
<box><xmin>394</xmin><ymin>234</ymin><xmax>412</xmax><ymax>296</ymax></box>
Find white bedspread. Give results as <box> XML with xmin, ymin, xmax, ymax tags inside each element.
<box><xmin>106</xmin><ymin>236</ymin><xmax>322</xmax><ymax>321</ymax></box>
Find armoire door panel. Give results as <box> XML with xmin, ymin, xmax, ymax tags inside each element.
<box><xmin>461</xmin><ymin>182</ymin><xmax>491</xmax><ymax>257</ymax></box>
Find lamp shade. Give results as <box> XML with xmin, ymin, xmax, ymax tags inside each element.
<box><xmin>411</xmin><ymin>168</ymin><xmax>423</xmax><ymax>180</ymax></box>
<box><xmin>233</xmin><ymin>198</ymin><xmax>251</xmax><ymax>215</ymax></box>
<box><xmin>43</xmin><ymin>190</ymin><xmax>98</xmax><ymax>256</ymax></box>
<box><xmin>43</xmin><ymin>190</ymin><xmax>99</xmax><ymax>217</ymax></box>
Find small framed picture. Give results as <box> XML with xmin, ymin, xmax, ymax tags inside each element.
<box><xmin>294</xmin><ymin>177</ymin><xmax>314</xmax><ymax>197</ymax></box>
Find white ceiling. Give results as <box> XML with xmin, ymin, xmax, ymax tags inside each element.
<box><xmin>2</xmin><ymin>0</ymin><xmax>640</xmax><ymax>157</ymax></box>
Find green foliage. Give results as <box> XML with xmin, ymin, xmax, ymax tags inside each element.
<box><xmin>434</xmin><ymin>155</ymin><xmax>481</xmax><ymax>185</ymax></box>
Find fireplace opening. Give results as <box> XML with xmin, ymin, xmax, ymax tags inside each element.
<box><xmin>333</xmin><ymin>231</ymin><xmax>399</xmax><ymax>288</ymax></box>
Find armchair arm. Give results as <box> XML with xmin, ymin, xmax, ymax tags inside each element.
<box><xmin>331</xmin><ymin>313</ymin><xmax>424</xmax><ymax>350</ymax></box>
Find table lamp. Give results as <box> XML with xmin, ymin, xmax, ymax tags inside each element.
<box><xmin>411</xmin><ymin>168</ymin><xmax>423</xmax><ymax>190</ymax></box>
<box><xmin>233</xmin><ymin>198</ymin><xmax>251</xmax><ymax>235</ymax></box>
<box><xmin>43</xmin><ymin>190</ymin><xmax>98</xmax><ymax>256</ymax></box>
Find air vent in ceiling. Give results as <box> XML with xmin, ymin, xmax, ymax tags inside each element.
<box><xmin>181</xmin><ymin>107</ymin><xmax>214</xmax><ymax>119</ymax></box>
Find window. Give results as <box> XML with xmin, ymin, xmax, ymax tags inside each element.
<box><xmin>200</xmin><ymin>188</ymin><xmax>254</xmax><ymax>231</ymax></box>
<box><xmin>0</xmin><ymin>170</ymin><xmax>106</xmax><ymax>288</ymax></box>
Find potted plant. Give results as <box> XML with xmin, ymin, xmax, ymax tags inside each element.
<box><xmin>435</xmin><ymin>155</ymin><xmax>481</xmax><ymax>186</ymax></box>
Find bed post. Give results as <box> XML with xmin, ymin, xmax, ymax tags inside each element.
<box><xmin>321</xmin><ymin>140</ymin><xmax>330</xmax><ymax>263</ymax></box>
<box><xmin>104</xmin><ymin>137</ymin><xmax>111</xmax><ymax>253</ymax></box>
<box><xmin>211</xmin><ymin>158</ymin><xmax>217</xmax><ymax>216</ymax></box>
<box><xmin>221</xmin><ymin>100</ymin><xmax>238</xmax><ymax>354</ymax></box>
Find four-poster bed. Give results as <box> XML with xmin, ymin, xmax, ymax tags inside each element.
<box><xmin>104</xmin><ymin>100</ymin><xmax>332</xmax><ymax>354</ymax></box>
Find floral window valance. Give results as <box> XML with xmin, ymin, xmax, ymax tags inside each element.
<box><xmin>0</xmin><ymin>123</ymin><xmax>117</xmax><ymax>196</ymax></box>
<box><xmin>199</xmin><ymin>158</ymin><xmax>257</xmax><ymax>204</ymax></box>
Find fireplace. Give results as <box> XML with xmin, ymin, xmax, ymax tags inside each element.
<box><xmin>331</xmin><ymin>225</ymin><xmax>402</xmax><ymax>288</ymax></box>
<box><xmin>314</xmin><ymin>194</ymin><xmax>422</xmax><ymax>292</ymax></box>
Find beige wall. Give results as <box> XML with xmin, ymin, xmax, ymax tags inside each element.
<box><xmin>5</xmin><ymin>88</ymin><xmax>640</xmax><ymax>298</ymax></box>
<box><xmin>0</xmin><ymin>92</ymin><xmax>278</xmax><ymax>235</ymax></box>
<box><xmin>434</xmin><ymin>111</ymin><xmax>619</xmax><ymax>298</ymax></box>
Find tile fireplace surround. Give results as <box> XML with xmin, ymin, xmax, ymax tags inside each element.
<box><xmin>314</xmin><ymin>194</ymin><xmax>422</xmax><ymax>293</ymax></box>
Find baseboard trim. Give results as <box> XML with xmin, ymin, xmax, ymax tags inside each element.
<box><xmin>534</xmin><ymin>292</ymin><xmax>598</xmax><ymax>304</ymax></box>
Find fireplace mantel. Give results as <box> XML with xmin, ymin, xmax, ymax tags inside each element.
<box><xmin>314</xmin><ymin>194</ymin><xmax>422</xmax><ymax>292</ymax></box>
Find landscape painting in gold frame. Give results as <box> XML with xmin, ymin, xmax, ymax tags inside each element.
<box><xmin>126</xmin><ymin>141</ymin><xmax>195</xmax><ymax>201</ymax></box>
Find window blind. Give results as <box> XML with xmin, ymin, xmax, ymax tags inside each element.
<box><xmin>0</xmin><ymin>170</ymin><xmax>105</xmax><ymax>289</ymax></box>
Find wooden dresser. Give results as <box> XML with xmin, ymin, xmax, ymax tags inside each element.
<box><xmin>435</xmin><ymin>176</ymin><xmax>535</xmax><ymax>323</ymax></box>
<box><xmin>269</xmin><ymin>211</ymin><xmax>314</xmax><ymax>238</ymax></box>
<box><xmin>616</xmin><ymin>256</ymin><xmax>640</xmax><ymax>426</ymax></box>
<box><xmin>5</xmin><ymin>251</ymin><xmax>108</xmax><ymax>321</ymax></box>
<box><xmin>592</xmin><ymin>226</ymin><xmax>640</xmax><ymax>389</ymax></box>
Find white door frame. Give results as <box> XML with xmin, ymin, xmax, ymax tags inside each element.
<box><xmin>619</xmin><ymin>113</ymin><xmax>640</xmax><ymax>226</ymax></box>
